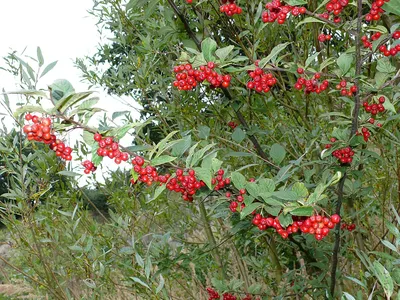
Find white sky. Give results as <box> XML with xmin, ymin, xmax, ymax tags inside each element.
<box><xmin>0</xmin><ymin>0</ymin><xmax>139</xmax><ymax>183</ymax></box>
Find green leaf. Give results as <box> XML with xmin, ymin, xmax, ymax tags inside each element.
<box><xmin>14</xmin><ymin>105</ymin><xmax>47</xmax><ymax>117</ymax></box>
<box><xmin>189</xmin><ymin>143</ymin><xmax>216</xmax><ymax>167</ymax></box>
<box><xmin>58</xmin><ymin>171</ymin><xmax>81</xmax><ymax>177</ymax></box>
<box><xmin>171</xmin><ymin>135</ymin><xmax>192</xmax><ymax>157</ymax></box>
<box><xmin>372</xmin><ymin>261</ymin><xmax>394</xmax><ymax>298</ymax></box>
<box><xmin>381</xmin><ymin>240</ymin><xmax>397</xmax><ymax>252</ymax></box>
<box><xmin>319</xmin><ymin>57</ymin><xmax>336</xmax><ymax>71</ymax></box>
<box><xmin>296</xmin><ymin>17</ymin><xmax>325</xmax><ymax>28</ymax></box>
<box><xmin>265</xmin><ymin>206</ymin><xmax>282</xmax><ymax>216</ymax></box>
<box><xmin>232</xmin><ymin>127</ymin><xmax>246</xmax><ymax>143</ymax></box>
<box><xmin>344</xmin><ymin>276</ymin><xmax>367</xmax><ymax>289</ymax></box>
<box><xmin>150</xmin><ymin>184</ymin><xmax>166</xmax><ymax>202</ymax></box>
<box><xmin>156</xmin><ymin>274</ymin><xmax>165</xmax><ymax>294</ymax></box>
<box><xmin>270</xmin><ymin>143</ymin><xmax>286</xmax><ymax>164</ymax></box>
<box><xmin>258</xmin><ymin>43</ymin><xmax>290</xmax><ymax>68</ymax></box>
<box><xmin>292</xmin><ymin>182</ymin><xmax>308</xmax><ymax>198</ymax></box>
<box><xmin>337</xmin><ymin>53</ymin><xmax>353</xmax><ymax>75</ymax></box>
<box><xmin>192</xmin><ymin>53</ymin><xmax>207</xmax><ymax>68</ymax></box>
<box><xmin>241</xmin><ymin>202</ymin><xmax>263</xmax><ymax>219</ymax></box>
<box><xmin>198</xmin><ymin>125</ymin><xmax>210</xmax><ymax>139</ymax></box>
<box><xmin>201</xmin><ymin>38</ymin><xmax>217</xmax><ymax>61</ymax></box>
<box><xmin>193</xmin><ymin>167</ymin><xmax>213</xmax><ymax>189</ymax></box>
<box><xmin>290</xmin><ymin>206</ymin><xmax>313</xmax><ymax>216</ymax></box>
<box><xmin>215</xmin><ymin>45</ymin><xmax>234</xmax><ymax>61</ymax></box>
<box><xmin>151</xmin><ymin>155</ymin><xmax>177</xmax><ymax>166</ymax></box>
<box><xmin>49</xmin><ymin>79</ymin><xmax>75</xmax><ymax>101</ymax></box>
<box><xmin>231</xmin><ymin>171</ymin><xmax>246</xmax><ymax>190</ymax></box>
<box><xmin>245</xmin><ymin>182</ymin><xmax>260</xmax><ymax>198</ymax></box>
<box><xmin>260</xmin><ymin>194</ymin><xmax>284</xmax><ymax>206</ymax></box>
<box><xmin>305</xmin><ymin>52</ymin><xmax>320</xmax><ymax>69</ymax></box>
<box><xmin>40</xmin><ymin>61</ymin><xmax>57</xmax><ymax>78</ymax></box>
<box><xmin>278</xmin><ymin>213</ymin><xmax>293</xmax><ymax>227</ymax></box>
<box><xmin>259</xmin><ymin>43</ymin><xmax>290</xmax><ymax>67</ymax></box>
<box><xmin>377</xmin><ymin>57</ymin><xmax>396</xmax><ymax>73</ymax></box>
<box><xmin>272</xmin><ymin>190</ymin><xmax>299</xmax><ymax>201</ymax></box>
<box><xmin>37</xmin><ymin>47</ymin><xmax>44</xmax><ymax>67</ymax></box>
<box><xmin>382</xmin><ymin>0</ymin><xmax>400</xmax><ymax>16</ymax></box>
<box><xmin>130</xmin><ymin>277</ymin><xmax>150</xmax><ymax>289</ymax></box>
<box><xmin>82</xmin><ymin>131</ymin><xmax>94</xmax><ymax>146</ymax></box>
<box><xmin>258</xmin><ymin>178</ymin><xmax>275</xmax><ymax>193</ymax></box>
<box><xmin>382</xmin><ymin>96</ymin><xmax>396</xmax><ymax>113</ymax></box>
<box><xmin>285</xmin><ymin>0</ymin><xmax>307</xmax><ymax>4</ymax></box>
<box><xmin>55</xmin><ymin>91</ymin><xmax>94</xmax><ymax>113</ymax></box>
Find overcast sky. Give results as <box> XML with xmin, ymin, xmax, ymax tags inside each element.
<box><xmin>0</xmin><ymin>0</ymin><xmax>138</xmax><ymax>182</ymax></box>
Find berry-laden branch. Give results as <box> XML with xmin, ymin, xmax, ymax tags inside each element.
<box><xmin>167</xmin><ymin>0</ymin><xmax>277</xmax><ymax>169</ymax></box>
<box><xmin>329</xmin><ymin>0</ymin><xmax>364</xmax><ymax>295</ymax></box>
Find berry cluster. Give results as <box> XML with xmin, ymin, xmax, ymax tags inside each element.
<box><xmin>318</xmin><ymin>33</ymin><xmax>332</xmax><ymax>42</ymax></box>
<box><xmin>357</xmin><ymin>127</ymin><xmax>371</xmax><ymax>142</ymax></box>
<box><xmin>173</xmin><ymin>63</ymin><xmax>231</xmax><ymax>91</ymax></box>
<box><xmin>361</xmin><ymin>32</ymin><xmax>381</xmax><ymax>49</ymax></box>
<box><xmin>335</xmin><ymin>79</ymin><xmax>357</xmax><ymax>97</ymax></box>
<box><xmin>206</xmin><ymin>288</ymin><xmax>260</xmax><ymax>300</ymax></box>
<box><xmin>228</xmin><ymin>121</ymin><xmax>238</xmax><ymax>129</ymax></box>
<box><xmin>131</xmin><ymin>156</ymin><xmax>170</xmax><ymax>186</ymax></box>
<box><xmin>294</xmin><ymin>70</ymin><xmax>329</xmax><ymax>94</ymax></box>
<box><xmin>220</xmin><ymin>0</ymin><xmax>242</xmax><ymax>16</ymax></box>
<box><xmin>365</xmin><ymin>0</ymin><xmax>386</xmax><ymax>22</ymax></box>
<box><xmin>212</xmin><ymin>169</ymin><xmax>231</xmax><ymax>191</ymax></box>
<box><xmin>362</xmin><ymin>30</ymin><xmax>400</xmax><ymax>56</ymax></box>
<box><xmin>94</xmin><ymin>133</ymin><xmax>129</xmax><ymax>165</ymax></box>
<box><xmin>246</xmin><ymin>67</ymin><xmax>277</xmax><ymax>93</ymax></box>
<box><xmin>207</xmin><ymin>288</ymin><xmax>220</xmax><ymax>300</ymax></box>
<box><xmin>341</xmin><ymin>222</ymin><xmax>356</xmax><ymax>231</ymax></box>
<box><xmin>363</xmin><ymin>96</ymin><xmax>386</xmax><ymax>117</ymax></box>
<box><xmin>332</xmin><ymin>147</ymin><xmax>355</xmax><ymax>164</ymax></box>
<box><xmin>82</xmin><ymin>160</ymin><xmax>97</xmax><ymax>174</ymax></box>
<box><xmin>223</xmin><ymin>293</ymin><xmax>237</xmax><ymax>300</ymax></box>
<box><xmin>252</xmin><ymin>213</ymin><xmax>341</xmax><ymax>240</ymax></box>
<box><xmin>166</xmin><ymin>169</ymin><xmax>206</xmax><ymax>201</ymax></box>
<box><xmin>23</xmin><ymin>114</ymin><xmax>73</xmax><ymax>161</ymax></box>
<box><xmin>378</xmin><ymin>44</ymin><xmax>400</xmax><ymax>57</ymax></box>
<box><xmin>262</xmin><ymin>0</ymin><xmax>305</xmax><ymax>24</ymax></box>
<box><xmin>322</xmin><ymin>0</ymin><xmax>349</xmax><ymax>23</ymax></box>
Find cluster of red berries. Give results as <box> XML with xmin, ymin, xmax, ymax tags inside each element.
<box><xmin>246</xmin><ymin>67</ymin><xmax>277</xmax><ymax>93</ymax></box>
<box><xmin>320</xmin><ymin>0</ymin><xmax>348</xmax><ymax>23</ymax></box>
<box><xmin>332</xmin><ymin>146</ymin><xmax>355</xmax><ymax>164</ymax></box>
<box><xmin>363</xmin><ymin>96</ymin><xmax>386</xmax><ymax>117</ymax></box>
<box><xmin>166</xmin><ymin>169</ymin><xmax>206</xmax><ymax>201</ymax></box>
<box><xmin>335</xmin><ymin>80</ymin><xmax>357</xmax><ymax>97</ymax></box>
<box><xmin>252</xmin><ymin>213</ymin><xmax>341</xmax><ymax>240</ymax></box>
<box><xmin>82</xmin><ymin>160</ymin><xmax>97</xmax><ymax>174</ymax></box>
<box><xmin>228</xmin><ymin>121</ymin><xmax>238</xmax><ymax>129</ymax></box>
<box><xmin>341</xmin><ymin>222</ymin><xmax>356</xmax><ymax>231</ymax></box>
<box><xmin>220</xmin><ymin>0</ymin><xmax>242</xmax><ymax>16</ymax></box>
<box><xmin>207</xmin><ymin>288</ymin><xmax>220</xmax><ymax>300</ymax></box>
<box><xmin>212</xmin><ymin>169</ymin><xmax>231</xmax><ymax>191</ymax></box>
<box><xmin>173</xmin><ymin>63</ymin><xmax>231</xmax><ymax>91</ymax></box>
<box><xmin>365</xmin><ymin>0</ymin><xmax>387</xmax><ymax>22</ymax></box>
<box><xmin>23</xmin><ymin>114</ymin><xmax>72</xmax><ymax>161</ymax></box>
<box><xmin>227</xmin><ymin>189</ymin><xmax>248</xmax><ymax>212</ymax></box>
<box><xmin>94</xmin><ymin>133</ymin><xmax>129</xmax><ymax>165</ymax></box>
<box><xmin>362</xmin><ymin>31</ymin><xmax>400</xmax><ymax>56</ymax></box>
<box><xmin>206</xmin><ymin>288</ymin><xmax>260</xmax><ymax>300</ymax></box>
<box><xmin>262</xmin><ymin>0</ymin><xmax>306</xmax><ymax>24</ymax></box>
<box><xmin>357</xmin><ymin>127</ymin><xmax>371</xmax><ymax>142</ymax></box>
<box><xmin>318</xmin><ymin>33</ymin><xmax>332</xmax><ymax>42</ymax></box>
<box><xmin>294</xmin><ymin>69</ymin><xmax>329</xmax><ymax>94</ymax></box>
<box><xmin>361</xmin><ymin>32</ymin><xmax>380</xmax><ymax>49</ymax></box>
<box><xmin>131</xmin><ymin>156</ymin><xmax>167</xmax><ymax>186</ymax></box>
